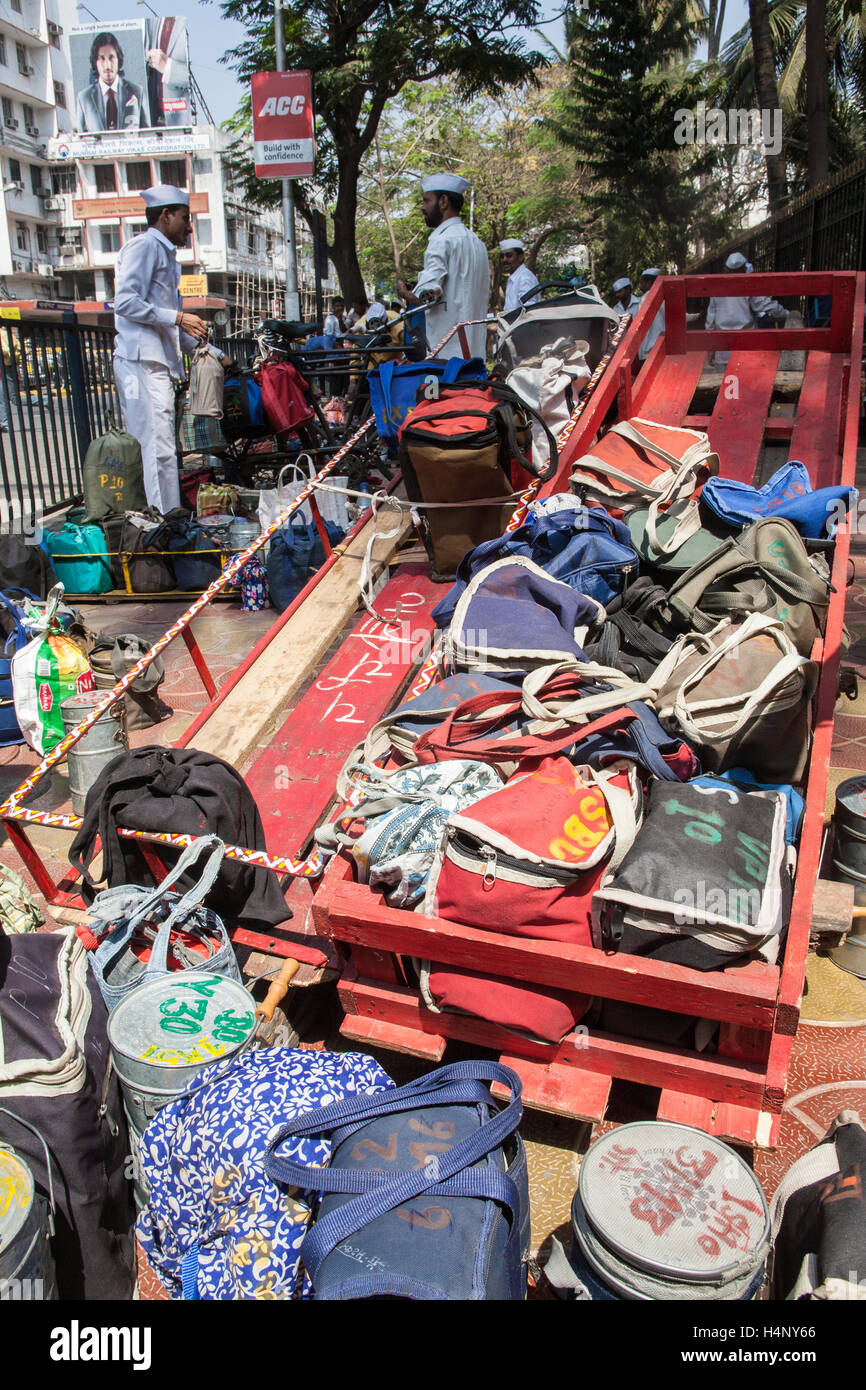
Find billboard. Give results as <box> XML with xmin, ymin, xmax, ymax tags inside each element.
<box><xmin>251</xmin><ymin>71</ymin><xmax>314</xmax><ymax>178</ymax></box>
<box><xmin>69</xmin><ymin>18</ymin><xmax>190</xmax><ymax>133</ymax></box>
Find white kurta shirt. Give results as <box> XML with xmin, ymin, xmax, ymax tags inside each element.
<box><xmin>414</xmin><ymin>217</ymin><xmax>490</xmax><ymax>359</ymax></box>
<box><xmin>503</xmin><ymin>261</ymin><xmax>541</xmax><ymax>314</ymax></box>
<box><xmin>638</xmin><ymin>304</ymin><xmax>666</xmax><ymax>359</ymax></box>
<box><xmin>705</xmin><ymin>294</ymin><xmax>785</xmax><ymax>332</ymax></box>
<box><xmin>113</xmin><ymin>226</ymin><xmax>197</xmax><ymax>376</ymax></box>
<box><xmin>613</xmin><ymin>293</ymin><xmax>641</xmax><ymax>319</ymax></box>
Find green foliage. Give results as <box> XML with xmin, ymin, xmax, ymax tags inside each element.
<box><xmin>552</xmin><ymin>0</ymin><xmax>732</xmax><ymax>279</ymax></box>
<box><xmin>721</xmin><ymin>0</ymin><xmax>866</xmax><ymax>181</ymax></box>
<box><xmin>217</xmin><ymin>0</ymin><xmax>549</xmax><ymax>294</ymax></box>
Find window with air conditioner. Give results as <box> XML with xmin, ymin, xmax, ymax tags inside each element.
<box><xmin>16</xmin><ymin>224</ymin><xmax>28</xmax><ymax>254</ymax></box>
<box><xmin>51</xmin><ymin>168</ymin><xmax>75</xmax><ymax>195</ymax></box>
<box><xmin>53</xmin><ymin>82</ymin><xmax>66</xmax><ymax>110</ymax></box>
<box><xmin>3</xmin><ymin>99</ymin><xmax>14</xmax><ymax>128</ymax></box>
<box><xmin>8</xmin><ymin>159</ymin><xmax>21</xmax><ymax>185</ymax></box>
<box><xmin>16</xmin><ymin>45</ymin><xmax>30</xmax><ymax>77</ymax></box>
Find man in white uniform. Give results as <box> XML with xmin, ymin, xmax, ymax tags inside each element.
<box><xmin>396</xmin><ymin>174</ymin><xmax>490</xmax><ymax>359</ymax></box>
<box><xmin>499</xmin><ymin>238</ymin><xmax>540</xmax><ymax>314</ymax></box>
<box><xmin>637</xmin><ymin>268</ymin><xmax>666</xmax><ymax>360</ymax></box>
<box><xmin>705</xmin><ymin>251</ymin><xmax>786</xmax><ymax>333</ymax></box>
<box><xmin>611</xmin><ymin>276</ymin><xmax>641</xmax><ymax>318</ymax></box>
<box><xmin>113</xmin><ymin>184</ymin><xmax>209</xmax><ymax>514</ymax></box>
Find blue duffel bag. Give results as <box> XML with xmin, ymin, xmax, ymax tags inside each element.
<box><xmin>156</xmin><ymin>510</ymin><xmax>223</xmax><ymax>591</ymax></box>
<box><xmin>267</xmin><ymin>518</ymin><xmax>345</xmax><ymax>613</ymax></box>
<box><xmin>44</xmin><ymin>515</ymin><xmax>113</xmax><ymax>594</ymax></box>
<box><xmin>701</xmin><ymin>461</ymin><xmax>858</xmax><ymax>540</ymax></box>
<box><xmin>433</xmin><ymin>502</ymin><xmax>638</xmax><ymax>628</ymax></box>
<box><xmin>266</xmin><ymin>1059</ymin><xmax>529</xmax><ymax>1301</ymax></box>
<box><xmin>368</xmin><ymin>356</ymin><xmax>487</xmax><ymax>444</ymax></box>
<box><xmin>0</xmin><ymin>588</ymin><xmax>33</xmax><ymax>745</ymax></box>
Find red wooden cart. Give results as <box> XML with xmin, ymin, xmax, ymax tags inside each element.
<box><xmin>309</xmin><ymin>270</ymin><xmax>865</xmax><ymax>1149</ymax></box>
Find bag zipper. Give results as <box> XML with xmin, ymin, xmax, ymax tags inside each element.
<box><xmin>450</xmin><ymin>831</ymin><xmax>581</xmax><ymax>887</ymax></box>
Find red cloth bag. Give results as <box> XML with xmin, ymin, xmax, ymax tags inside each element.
<box><xmin>425</xmin><ymin>756</ymin><xmax>640</xmax><ymax>947</ymax></box>
<box><xmin>259</xmin><ymin>359</ymin><xmax>314</xmax><ymax>434</ymax></box>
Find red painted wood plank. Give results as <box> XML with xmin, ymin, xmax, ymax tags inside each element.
<box><xmin>688</xmin><ymin>329</ymin><xmax>832</xmax><ymax>353</ymax></box>
<box><xmin>339</xmin><ymin>972</ymin><xmax>770</xmax><ymax>1106</ymax></box>
<box><xmin>707</xmin><ymin>350</ymin><xmax>779</xmax><ymax>483</ymax></box>
<box><xmin>243</xmin><ymin>564</ymin><xmax>438</xmax><ymax>858</ymax></box>
<box><xmin>338</xmin><ymin>1011</ymin><xmax>447</xmax><ymax>1061</ymax></box>
<box><xmin>631</xmin><ymin>350</ymin><xmax>707</xmax><ymax>426</ymax></box>
<box><xmin>787</xmin><ymin>352</ymin><xmax>846</xmax><ymax>489</ymax></box>
<box><xmin>657</xmin><ymin>1090</ymin><xmax>780</xmax><ymax>1150</ymax></box>
<box><xmin>493</xmin><ymin>1055</ymin><xmax>611</xmax><ymax>1122</ymax></box>
<box><xmin>315</xmin><ymin>863</ymin><xmax>780</xmax><ymax>1029</ymax></box>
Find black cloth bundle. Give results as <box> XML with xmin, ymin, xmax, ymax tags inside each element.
<box><xmin>68</xmin><ymin>745</ymin><xmax>291</xmax><ymax>927</ymax></box>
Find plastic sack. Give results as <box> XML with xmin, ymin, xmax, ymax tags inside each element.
<box><xmin>11</xmin><ymin>586</ymin><xmax>94</xmax><ymax>754</ymax></box>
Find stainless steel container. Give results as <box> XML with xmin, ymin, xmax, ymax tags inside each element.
<box><xmin>107</xmin><ymin>972</ymin><xmax>257</xmax><ymax>1206</ymax></box>
<box><xmin>570</xmin><ymin>1121</ymin><xmax>769</xmax><ymax>1300</ymax></box>
<box><xmin>61</xmin><ymin>690</ymin><xmax>127</xmax><ymax>815</ymax></box>
<box><xmin>0</xmin><ymin>1146</ymin><xmax>56</xmax><ymax>1300</ymax></box>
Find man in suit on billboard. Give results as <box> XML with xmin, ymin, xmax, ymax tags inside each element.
<box><xmin>76</xmin><ymin>32</ymin><xmax>145</xmax><ymax>131</ymax></box>
<box><xmin>145</xmin><ymin>17</ymin><xmax>190</xmax><ymax>128</ymax></box>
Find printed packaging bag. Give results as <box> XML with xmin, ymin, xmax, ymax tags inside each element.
<box><xmin>11</xmin><ymin>585</ymin><xmax>94</xmax><ymax>755</ymax></box>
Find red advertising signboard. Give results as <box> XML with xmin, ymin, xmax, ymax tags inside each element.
<box><xmin>251</xmin><ymin>70</ymin><xmax>314</xmax><ymax>179</ymax></box>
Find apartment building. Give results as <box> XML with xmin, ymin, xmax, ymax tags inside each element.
<box><xmin>0</xmin><ymin>0</ymin><xmax>71</xmax><ymax>296</ymax></box>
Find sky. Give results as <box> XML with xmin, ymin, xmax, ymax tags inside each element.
<box><xmin>79</xmin><ymin>0</ymin><xmax>755</xmax><ymax>129</ymax></box>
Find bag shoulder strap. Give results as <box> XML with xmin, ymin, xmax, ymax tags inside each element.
<box><xmin>265</xmin><ymin>1060</ymin><xmax>523</xmax><ymax>1288</ymax></box>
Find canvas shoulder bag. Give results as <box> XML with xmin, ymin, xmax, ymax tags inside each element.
<box><xmin>569</xmin><ymin>417</ymin><xmax>720</xmax><ymax>515</ymax></box>
<box><xmin>656</xmin><ymin>516</ymin><xmax>831</xmax><ymax>656</ymax></box>
<box><xmin>651</xmin><ymin>612</ymin><xmax>818</xmax><ymax>783</ymax></box>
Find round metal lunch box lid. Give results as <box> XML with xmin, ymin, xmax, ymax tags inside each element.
<box><xmin>834</xmin><ymin>775</ymin><xmax>866</xmax><ymax>823</ymax></box>
<box><xmin>0</xmin><ymin>1146</ymin><xmax>35</xmax><ymax>1254</ymax></box>
<box><xmin>577</xmin><ymin>1121</ymin><xmax>770</xmax><ymax>1283</ymax></box>
<box><xmin>107</xmin><ymin>972</ymin><xmax>256</xmax><ymax>1070</ymax></box>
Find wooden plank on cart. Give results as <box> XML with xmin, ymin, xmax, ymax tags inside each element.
<box><xmin>787</xmin><ymin>352</ymin><xmax>846</xmax><ymax>489</ymax></box>
<box><xmin>243</xmin><ymin>564</ymin><xmax>438</xmax><ymax>859</ymax></box>
<box><xmin>492</xmin><ymin>1055</ymin><xmax>611</xmax><ymax>1123</ymax></box>
<box><xmin>338</xmin><ymin>1012</ymin><xmax>447</xmax><ymax>1061</ymax></box>
<box><xmin>186</xmin><ymin>509</ymin><xmax>414</xmax><ymax>770</ymax></box>
<box><xmin>632</xmin><ymin>350</ymin><xmax>706</xmax><ymax>424</ymax></box>
<box><xmin>657</xmin><ymin>1089</ymin><xmax>781</xmax><ymax>1151</ymax></box>
<box><xmin>706</xmin><ymin>349</ymin><xmax>780</xmax><ymax>482</ymax></box>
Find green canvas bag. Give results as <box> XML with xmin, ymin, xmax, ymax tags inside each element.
<box><xmin>651</xmin><ymin>517</ymin><xmax>832</xmax><ymax>656</ymax></box>
<box><xmin>82</xmin><ymin>422</ymin><xmax>147</xmax><ymax>522</ymax></box>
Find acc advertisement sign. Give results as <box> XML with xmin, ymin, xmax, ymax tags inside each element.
<box><xmin>251</xmin><ymin>71</ymin><xmax>314</xmax><ymax>179</ymax></box>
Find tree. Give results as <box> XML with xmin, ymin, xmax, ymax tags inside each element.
<box><xmin>354</xmin><ymin>75</ymin><xmax>596</xmax><ymax>304</ymax></box>
<box><xmin>723</xmin><ymin>0</ymin><xmax>865</xmax><ymax>192</ymax></box>
<box><xmin>747</xmin><ymin>0</ymin><xmax>790</xmax><ymax>208</ymax></box>
<box><xmin>218</xmin><ymin>0</ymin><xmax>546</xmax><ymax>301</ymax></box>
<box><xmin>551</xmin><ymin>0</ymin><xmax>728</xmax><ymax>279</ymax></box>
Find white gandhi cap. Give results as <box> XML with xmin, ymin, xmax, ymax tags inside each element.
<box><xmin>725</xmin><ymin>251</ymin><xmax>747</xmax><ymax>269</ymax></box>
<box><xmin>612</xmin><ymin>277</ymin><xmax>631</xmax><ymax>293</ymax></box>
<box><xmin>499</xmin><ymin>238</ymin><xmax>524</xmax><ymax>252</ymax></box>
<box><xmin>420</xmin><ymin>173</ymin><xmax>470</xmax><ymax>196</ymax></box>
<box><xmin>141</xmin><ymin>184</ymin><xmax>190</xmax><ymax>208</ymax></box>
<box><xmin>641</xmin><ymin>268</ymin><xmax>661</xmax><ymax>278</ymax></box>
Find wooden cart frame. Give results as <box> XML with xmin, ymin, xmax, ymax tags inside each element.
<box><xmin>310</xmin><ymin>270</ymin><xmax>865</xmax><ymax>1149</ymax></box>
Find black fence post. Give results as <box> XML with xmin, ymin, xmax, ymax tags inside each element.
<box><xmin>62</xmin><ymin>308</ymin><xmax>92</xmax><ymax>465</ymax></box>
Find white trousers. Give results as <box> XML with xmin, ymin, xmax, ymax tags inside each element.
<box><xmin>114</xmin><ymin>356</ymin><xmax>181</xmax><ymax>514</ymax></box>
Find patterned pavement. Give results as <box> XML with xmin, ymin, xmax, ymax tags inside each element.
<box><xmin>6</xmin><ymin>456</ymin><xmax>866</xmax><ymax>1296</ymax></box>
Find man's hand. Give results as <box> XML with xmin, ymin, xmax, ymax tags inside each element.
<box><xmin>395</xmin><ymin>277</ymin><xmax>410</xmax><ymax>300</ymax></box>
<box><xmin>147</xmin><ymin>47</ymin><xmax>168</xmax><ymax>73</ymax></box>
<box><xmin>177</xmin><ymin>311</ymin><xmax>208</xmax><ymax>342</ymax></box>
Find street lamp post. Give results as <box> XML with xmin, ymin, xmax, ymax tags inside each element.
<box><xmin>273</xmin><ymin>0</ymin><xmax>300</xmax><ymax>321</ymax></box>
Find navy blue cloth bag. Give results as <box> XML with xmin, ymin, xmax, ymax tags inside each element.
<box><xmin>433</xmin><ymin>506</ymin><xmax>637</xmax><ymax>628</ymax></box>
<box><xmin>368</xmin><ymin>356</ymin><xmax>487</xmax><ymax>444</ymax></box>
<box><xmin>267</xmin><ymin>518</ymin><xmax>344</xmax><ymax>612</ymax></box>
<box><xmin>265</xmin><ymin>1060</ymin><xmax>529</xmax><ymax>1301</ymax></box>
<box><xmin>701</xmin><ymin>461</ymin><xmax>857</xmax><ymax>540</ymax></box>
